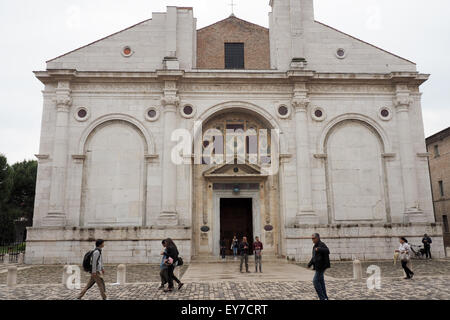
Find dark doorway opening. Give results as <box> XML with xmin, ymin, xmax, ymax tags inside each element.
<box><xmin>220</xmin><ymin>198</ymin><xmax>253</xmax><ymax>256</ymax></box>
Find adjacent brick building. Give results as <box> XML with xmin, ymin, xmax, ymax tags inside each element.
<box><xmin>197</xmin><ymin>15</ymin><xmax>270</xmax><ymax>70</ymax></box>
<box><xmin>427</xmin><ymin>127</ymin><xmax>450</xmax><ymax>249</ymax></box>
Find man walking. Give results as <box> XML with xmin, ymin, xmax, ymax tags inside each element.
<box><xmin>307</xmin><ymin>233</ymin><xmax>330</xmax><ymax>300</ymax></box>
<box><xmin>78</xmin><ymin>239</ymin><xmax>107</xmax><ymax>300</ymax></box>
<box><xmin>239</xmin><ymin>236</ymin><xmax>250</xmax><ymax>273</ymax></box>
<box><xmin>253</xmin><ymin>236</ymin><xmax>263</xmax><ymax>273</ymax></box>
<box><xmin>422</xmin><ymin>234</ymin><xmax>432</xmax><ymax>259</ymax></box>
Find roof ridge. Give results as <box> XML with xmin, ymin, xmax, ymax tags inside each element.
<box><xmin>197</xmin><ymin>15</ymin><xmax>268</xmax><ymax>32</ymax></box>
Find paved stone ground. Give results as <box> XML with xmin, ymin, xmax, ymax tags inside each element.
<box><xmin>298</xmin><ymin>259</ymin><xmax>450</xmax><ymax>279</ymax></box>
<box><xmin>1</xmin><ymin>260</ymin><xmax>449</xmax><ymax>300</ymax></box>
<box><xmin>0</xmin><ymin>264</ymin><xmax>188</xmax><ymax>285</ymax></box>
<box><xmin>1</xmin><ymin>276</ymin><xmax>449</xmax><ymax>300</ymax></box>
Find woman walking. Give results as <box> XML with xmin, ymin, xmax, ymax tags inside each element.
<box><xmin>162</xmin><ymin>238</ymin><xmax>183</xmax><ymax>292</ymax></box>
<box><xmin>396</xmin><ymin>237</ymin><xmax>414</xmax><ymax>279</ymax></box>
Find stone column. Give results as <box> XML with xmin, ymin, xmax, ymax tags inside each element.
<box><xmin>292</xmin><ymin>82</ymin><xmax>318</xmax><ymax>225</ymax></box>
<box><xmin>45</xmin><ymin>81</ymin><xmax>72</xmax><ymax>226</ymax></box>
<box><xmin>158</xmin><ymin>80</ymin><xmax>180</xmax><ymax>226</ymax></box>
<box><xmin>394</xmin><ymin>84</ymin><xmax>423</xmax><ymax>221</ymax></box>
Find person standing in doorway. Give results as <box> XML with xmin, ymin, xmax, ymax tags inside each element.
<box><xmin>78</xmin><ymin>239</ymin><xmax>107</xmax><ymax>300</ymax></box>
<box><xmin>307</xmin><ymin>233</ymin><xmax>330</xmax><ymax>301</ymax></box>
<box><xmin>239</xmin><ymin>236</ymin><xmax>250</xmax><ymax>273</ymax></box>
<box><xmin>253</xmin><ymin>236</ymin><xmax>263</xmax><ymax>273</ymax></box>
<box><xmin>396</xmin><ymin>237</ymin><xmax>414</xmax><ymax>279</ymax></box>
<box><xmin>231</xmin><ymin>236</ymin><xmax>239</xmax><ymax>259</ymax></box>
<box><xmin>422</xmin><ymin>234</ymin><xmax>432</xmax><ymax>259</ymax></box>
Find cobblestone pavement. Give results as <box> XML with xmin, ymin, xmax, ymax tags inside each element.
<box><xmin>298</xmin><ymin>259</ymin><xmax>450</xmax><ymax>279</ymax></box>
<box><xmin>1</xmin><ymin>276</ymin><xmax>449</xmax><ymax>300</ymax></box>
<box><xmin>1</xmin><ymin>261</ymin><xmax>449</xmax><ymax>300</ymax></box>
<box><xmin>0</xmin><ymin>264</ymin><xmax>188</xmax><ymax>285</ymax></box>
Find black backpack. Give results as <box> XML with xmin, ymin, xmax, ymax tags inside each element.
<box><xmin>82</xmin><ymin>249</ymin><xmax>99</xmax><ymax>272</ymax></box>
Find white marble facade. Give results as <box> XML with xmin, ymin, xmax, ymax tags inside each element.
<box><xmin>26</xmin><ymin>1</ymin><xmax>445</xmax><ymax>264</ymax></box>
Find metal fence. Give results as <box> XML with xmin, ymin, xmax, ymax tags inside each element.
<box><xmin>0</xmin><ymin>242</ymin><xmax>26</xmax><ymax>264</ymax></box>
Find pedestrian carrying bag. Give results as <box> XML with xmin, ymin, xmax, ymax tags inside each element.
<box><xmin>82</xmin><ymin>249</ymin><xmax>100</xmax><ymax>272</ymax></box>
<box><xmin>400</xmin><ymin>252</ymin><xmax>410</xmax><ymax>262</ymax></box>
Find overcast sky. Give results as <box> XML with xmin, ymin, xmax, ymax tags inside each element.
<box><xmin>0</xmin><ymin>0</ymin><xmax>449</xmax><ymax>164</ymax></box>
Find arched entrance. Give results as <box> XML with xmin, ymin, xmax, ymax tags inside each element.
<box><xmin>192</xmin><ymin>106</ymin><xmax>281</xmax><ymax>257</ymax></box>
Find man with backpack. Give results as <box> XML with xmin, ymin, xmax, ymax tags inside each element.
<box><xmin>78</xmin><ymin>239</ymin><xmax>107</xmax><ymax>300</ymax></box>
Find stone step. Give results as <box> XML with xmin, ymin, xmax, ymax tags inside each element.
<box><xmin>191</xmin><ymin>255</ymin><xmax>288</xmax><ymax>264</ymax></box>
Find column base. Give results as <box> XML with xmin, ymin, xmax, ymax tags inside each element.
<box><xmin>41</xmin><ymin>212</ymin><xmax>67</xmax><ymax>227</ymax></box>
<box><xmin>290</xmin><ymin>57</ymin><xmax>307</xmax><ymax>69</ymax></box>
<box><xmin>403</xmin><ymin>210</ymin><xmax>428</xmax><ymax>223</ymax></box>
<box><xmin>156</xmin><ymin>212</ymin><xmax>179</xmax><ymax>226</ymax></box>
<box><xmin>295</xmin><ymin>210</ymin><xmax>319</xmax><ymax>225</ymax></box>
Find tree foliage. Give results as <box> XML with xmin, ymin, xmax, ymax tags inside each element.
<box><xmin>0</xmin><ymin>154</ymin><xmax>37</xmax><ymax>243</ymax></box>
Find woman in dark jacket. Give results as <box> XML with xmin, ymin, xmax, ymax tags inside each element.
<box><xmin>163</xmin><ymin>238</ymin><xmax>180</xmax><ymax>292</ymax></box>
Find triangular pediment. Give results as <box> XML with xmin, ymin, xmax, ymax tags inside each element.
<box><xmin>203</xmin><ymin>163</ymin><xmax>266</xmax><ymax>178</ymax></box>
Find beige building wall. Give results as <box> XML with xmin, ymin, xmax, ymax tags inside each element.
<box><xmin>427</xmin><ymin>127</ymin><xmax>450</xmax><ymax>249</ymax></box>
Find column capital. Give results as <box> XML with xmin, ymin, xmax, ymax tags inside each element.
<box><xmin>161</xmin><ymin>95</ymin><xmax>180</xmax><ymax>108</ymax></box>
<box><xmin>292</xmin><ymin>98</ymin><xmax>310</xmax><ymax>111</ymax></box>
<box><xmin>393</xmin><ymin>95</ymin><xmax>413</xmax><ymax>112</ymax></box>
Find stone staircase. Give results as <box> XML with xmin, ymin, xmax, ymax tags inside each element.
<box><xmin>190</xmin><ymin>255</ymin><xmax>288</xmax><ymax>264</ymax></box>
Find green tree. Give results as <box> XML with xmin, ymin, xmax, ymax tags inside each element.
<box><xmin>9</xmin><ymin>160</ymin><xmax>38</xmax><ymax>224</ymax></box>
<box><xmin>0</xmin><ymin>154</ymin><xmax>14</xmax><ymax>243</ymax></box>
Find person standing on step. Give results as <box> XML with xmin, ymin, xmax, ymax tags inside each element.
<box><xmin>78</xmin><ymin>239</ymin><xmax>107</xmax><ymax>300</ymax></box>
<box><xmin>220</xmin><ymin>239</ymin><xmax>226</xmax><ymax>260</ymax></box>
<box><xmin>307</xmin><ymin>233</ymin><xmax>330</xmax><ymax>301</ymax></box>
<box><xmin>231</xmin><ymin>236</ymin><xmax>239</xmax><ymax>259</ymax></box>
<box><xmin>253</xmin><ymin>236</ymin><xmax>263</xmax><ymax>273</ymax></box>
<box><xmin>422</xmin><ymin>234</ymin><xmax>432</xmax><ymax>259</ymax></box>
<box><xmin>239</xmin><ymin>236</ymin><xmax>250</xmax><ymax>273</ymax></box>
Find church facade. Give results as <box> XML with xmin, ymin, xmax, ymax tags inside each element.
<box><xmin>26</xmin><ymin>0</ymin><xmax>445</xmax><ymax>264</ymax></box>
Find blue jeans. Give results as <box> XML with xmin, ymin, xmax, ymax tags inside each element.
<box><xmin>313</xmin><ymin>270</ymin><xmax>328</xmax><ymax>300</ymax></box>
<box><xmin>233</xmin><ymin>247</ymin><xmax>238</xmax><ymax>256</ymax></box>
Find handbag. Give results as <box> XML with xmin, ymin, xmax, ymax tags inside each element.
<box><xmin>177</xmin><ymin>257</ymin><xmax>184</xmax><ymax>266</ymax></box>
<box><xmin>400</xmin><ymin>252</ymin><xmax>410</xmax><ymax>262</ymax></box>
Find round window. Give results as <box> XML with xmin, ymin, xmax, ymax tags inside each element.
<box><xmin>180</xmin><ymin>104</ymin><xmax>196</xmax><ymax>118</ymax></box>
<box><xmin>276</xmin><ymin>104</ymin><xmax>290</xmax><ymax>119</ymax></box>
<box><xmin>278</xmin><ymin>105</ymin><xmax>288</xmax><ymax>116</ymax></box>
<box><xmin>379</xmin><ymin>107</ymin><xmax>393</xmax><ymax>121</ymax></box>
<box><xmin>74</xmin><ymin>107</ymin><xmax>89</xmax><ymax>122</ymax></box>
<box><xmin>145</xmin><ymin>107</ymin><xmax>160</xmax><ymax>122</ymax></box>
<box><xmin>336</xmin><ymin>48</ymin><xmax>346</xmax><ymax>59</ymax></box>
<box><xmin>183</xmin><ymin>105</ymin><xmax>193</xmax><ymax>115</ymax></box>
<box><xmin>314</xmin><ymin>109</ymin><xmax>323</xmax><ymax>118</ymax></box>
<box><xmin>77</xmin><ymin>109</ymin><xmax>87</xmax><ymax>118</ymax></box>
<box><xmin>122</xmin><ymin>46</ymin><xmax>133</xmax><ymax>57</ymax></box>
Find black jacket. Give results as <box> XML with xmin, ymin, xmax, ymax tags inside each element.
<box><xmin>422</xmin><ymin>237</ymin><xmax>432</xmax><ymax>246</ymax></box>
<box><xmin>239</xmin><ymin>241</ymin><xmax>250</xmax><ymax>255</ymax></box>
<box><xmin>165</xmin><ymin>245</ymin><xmax>179</xmax><ymax>263</ymax></box>
<box><xmin>307</xmin><ymin>241</ymin><xmax>331</xmax><ymax>272</ymax></box>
